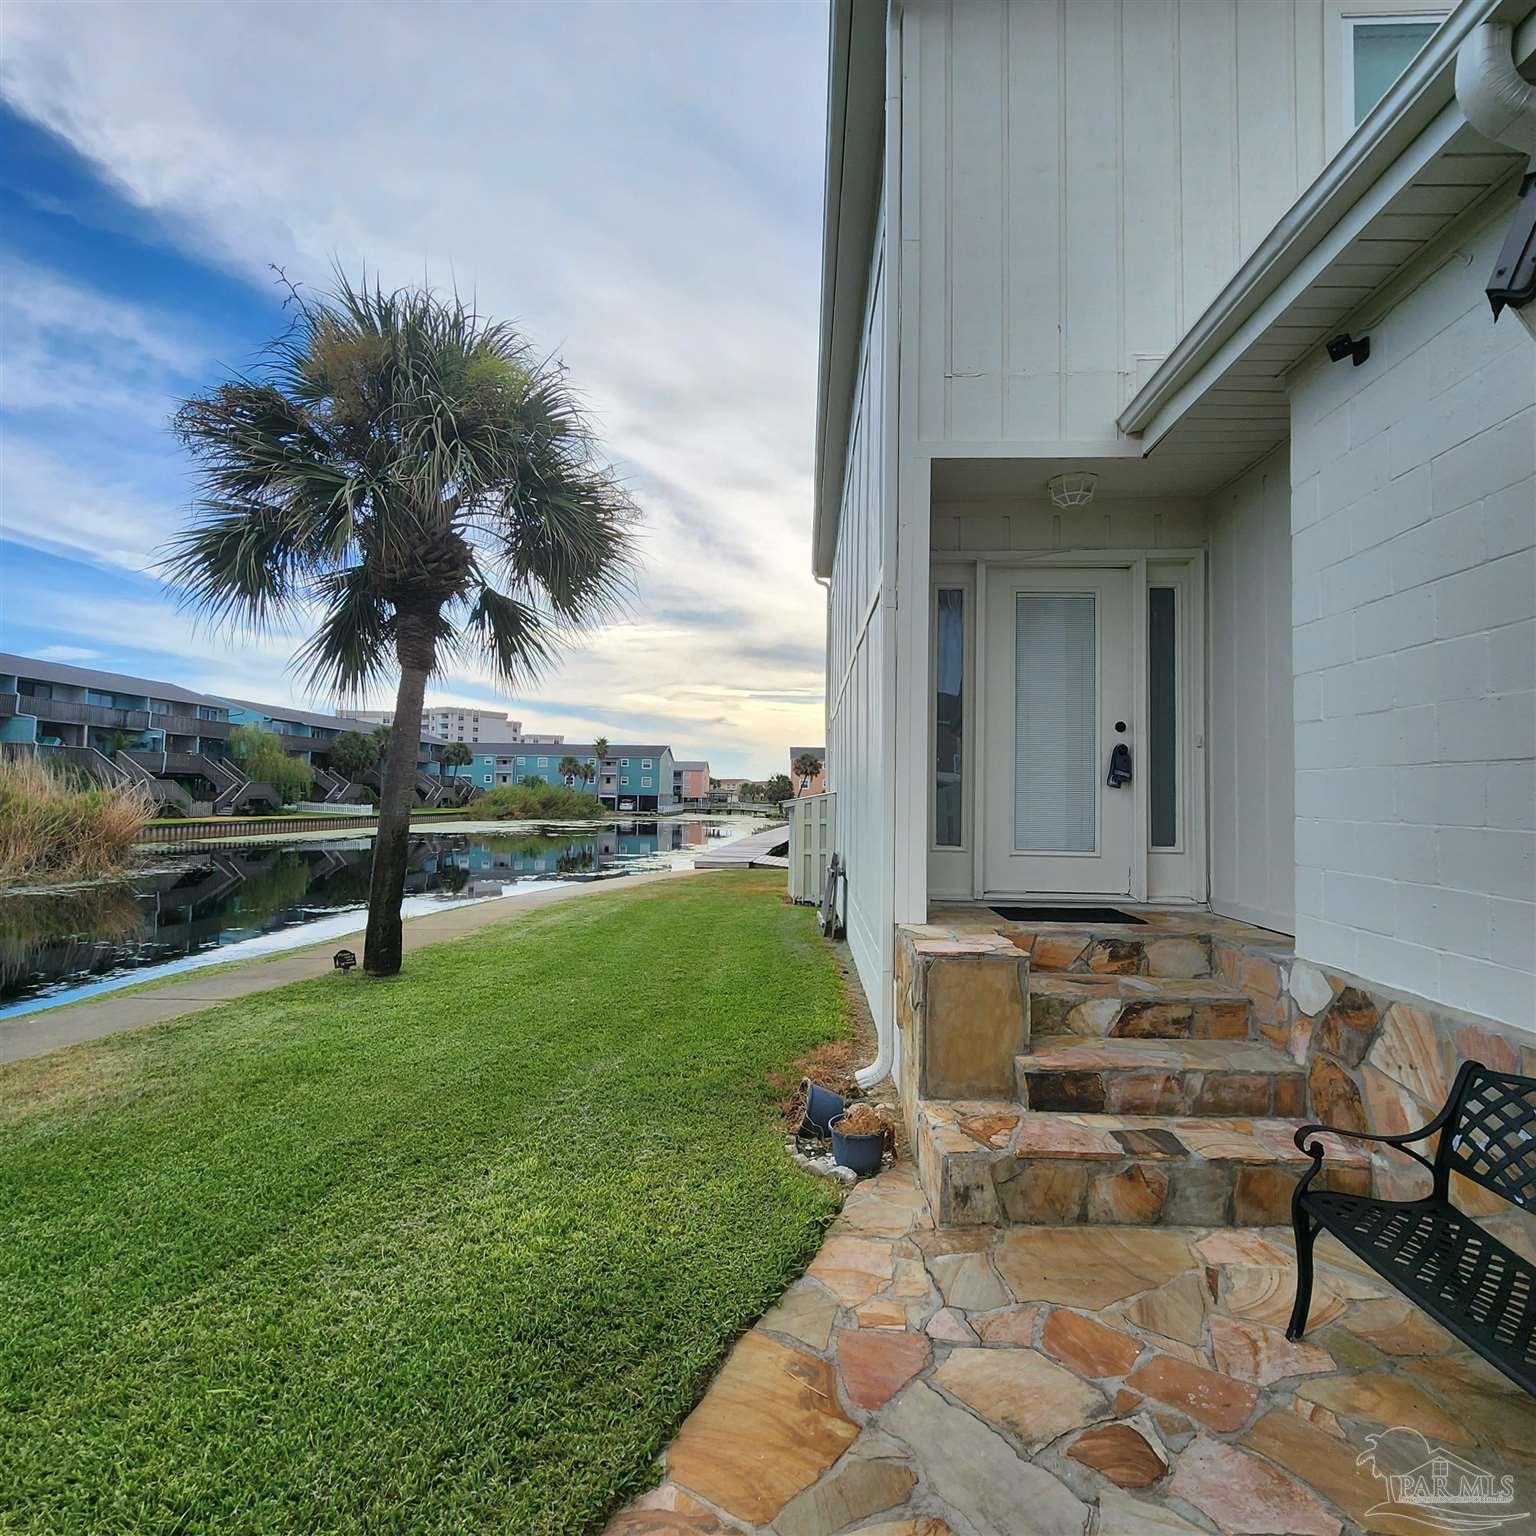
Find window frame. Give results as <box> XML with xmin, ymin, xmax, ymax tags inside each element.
<box><xmin>1340</xmin><ymin>9</ymin><xmax>1447</xmax><ymax>131</ymax></box>
<box><xmin>928</xmin><ymin>565</ymin><xmax>976</xmax><ymax>871</ymax></box>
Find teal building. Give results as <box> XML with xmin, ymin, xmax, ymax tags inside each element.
<box><xmin>468</xmin><ymin>743</ymin><xmax>676</xmax><ymax>812</ymax></box>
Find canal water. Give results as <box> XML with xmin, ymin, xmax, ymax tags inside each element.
<box><xmin>0</xmin><ymin>818</ymin><xmax>752</xmax><ymax>1020</ymax></box>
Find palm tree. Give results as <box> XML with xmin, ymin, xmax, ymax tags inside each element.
<box><xmin>557</xmin><ymin>753</ymin><xmax>584</xmax><ymax>788</ymax></box>
<box><xmin>166</xmin><ymin>272</ymin><xmax>637</xmax><ymax>975</ymax></box>
<box><xmin>791</xmin><ymin>752</ymin><xmax>823</xmax><ymax>795</ymax></box>
<box><xmin>592</xmin><ymin>735</ymin><xmax>610</xmax><ymax>799</ymax></box>
<box><xmin>441</xmin><ymin>739</ymin><xmax>473</xmax><ymax>793</ymax></box>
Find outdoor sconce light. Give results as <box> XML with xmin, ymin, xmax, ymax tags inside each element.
<box><xmin>333</xmin><ymin>948</ymin><xmax>357</xmax><ymax>972</ymax></box>
<box><xmin>1047</xmin><ymin>471</ymin><xmax>1099</xmax><ymax>509</ymax></box>
<box><xmin>1326</xmin><ymin>333</ymin><xmax>1371</xmax><ymax>367</ymax></box>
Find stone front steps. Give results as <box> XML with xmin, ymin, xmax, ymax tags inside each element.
<box><xmin>1002</xmin><ymin>924</ymin><xmax>1216</xmax><ymax>978</ymax></box>
<box><xmin>1030</xmin><ymin>974</ymin><xmax>1254</xmax><ymax>1042</ymax></box>
<box><xmin>914</xmin><ymin>1101</ymin><xmax>1371</xmax><ymax>1230</ymax></box>
<box><xmin>1016</xmin><ymin>1037</ymin><xmax>1307</xmax><ymax>1118</ymax></box>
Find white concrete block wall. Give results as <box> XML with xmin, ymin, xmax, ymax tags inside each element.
<box><xmin>1288</xmin><ymin>205</ymin><xmax>1536</xmax><ymax>1028</ymax></box>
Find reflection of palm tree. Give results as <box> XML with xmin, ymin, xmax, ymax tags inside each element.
<box><xmin>433</xmin><ymin>863</ymin><xmax>472</xmax><ymax>894</ymax></box>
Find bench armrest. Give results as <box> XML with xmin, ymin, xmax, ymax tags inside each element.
<box><xmin>1293</xmin><ymin>1097</ymin><xmax>1461</xmax><ymax>1187</ymax></box>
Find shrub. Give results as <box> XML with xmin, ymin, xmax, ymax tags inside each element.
<box><xmin>329</xmin><ymin>730</ymin><xmax>381</xmax><ymax>780</ymax></box>
<box><xmin>230</xmin><ymin>725</ymin><xmax>313</xmax><ymax>806</ymax></box>
<box><xmin>0</xmin><ymin>755</ymin><xmax>153</xmax><ymax>885</ymax></box>
<box><xmin>477</xmin><ymin>782</ymin><xmax>604</xmax><ymax>821</ymax></box>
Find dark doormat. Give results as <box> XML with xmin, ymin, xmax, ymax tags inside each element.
<box><xmin>989</xmin><ymin>905</ymin><xmax>1148</xmax><ymax>925</ymax></box>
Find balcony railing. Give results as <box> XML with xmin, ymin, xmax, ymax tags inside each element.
<box><xmin>16</xmin><ymin>698</ymin><xmax>152</xmax><ymax>731</ymax></box>
<box><xmin>125</xmin><ymin>750</ymin><xmax>216</xmax><ymax>777</ymax></box>
<box><xmin>152</xmin><ymin>711</ymin><xmax>231</xmax><ymax>740</ymax></box>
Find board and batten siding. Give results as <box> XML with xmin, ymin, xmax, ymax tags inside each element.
<box><xmin>900</xmin><ymin>0</ymin><xmax>1329</xmax><ymax>446</ymax></box>
<box><xmin>828</xmin><ymin>213</ymin><xmax>892</xmax><ymax>1025</ymax></box>
<box><xmin>1207</xmin><ymin>446</ymin><xmax>1296</xmax><ymax>935</ymax></box>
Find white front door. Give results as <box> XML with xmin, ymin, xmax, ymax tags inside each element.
<box><xmin>984</xmin><ymin>567</ymin><xmax>1133</xmax><ymax>896</ymax></box>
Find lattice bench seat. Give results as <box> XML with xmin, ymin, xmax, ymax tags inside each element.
<box><xmin>1288</xmin><ymin>1060</ymin><xmax>1536</xmax><ymax>1397</ymax></box>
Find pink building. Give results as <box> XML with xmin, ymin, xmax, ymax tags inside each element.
<box><xmin>789</xmin><ymin>747</ymin><xmax>826</xmax><ymax>798</ymax></box>
<box><xmin>672</xmin><ymin>760</ymin><xmax>710</xmax><ymax>802</ymax></box>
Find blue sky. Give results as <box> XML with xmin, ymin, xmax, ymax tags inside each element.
<box><xmin>0</xmin><ymin>2</ymin><xmax>828</xmax><ymax>777</ymax></box>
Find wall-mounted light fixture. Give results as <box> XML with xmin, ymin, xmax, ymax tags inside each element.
<box><xmin>1326</xmin><ymin>333</ymin><xmax>1371</xmax><ymax>367</ymax></box>
<box><xmin>1047</xmin><ymin>471</ymin><xmax>1099</xmax><ymax>508</ymax></box>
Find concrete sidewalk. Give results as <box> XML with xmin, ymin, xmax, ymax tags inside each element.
<box><xmin>2</xmin><ymin>869</ymin><xmax>683</xmax><ymax>1066</ymax></box>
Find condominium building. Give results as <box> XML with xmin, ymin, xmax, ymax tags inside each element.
<box><xmin>338</xmin><ymin>704</ymin><xmax>563</xmax><ymax>745</ymax></box>
<box><xmin>0</xmin><ymin>652</ymin><xmax>232</xmax><ymax>755</ymax></box>
<box><xmin>468</xmin><ymin>743</ymin><xmax>677</xmax><ymax>813</ymax></box>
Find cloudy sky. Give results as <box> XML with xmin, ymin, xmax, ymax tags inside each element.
<box><xmin>0</xmin><ymin>1</ymin><xmax>829</xmax><ymax>777</ymax></box>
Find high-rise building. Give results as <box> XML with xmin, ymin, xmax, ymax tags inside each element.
<box><xmin>337</xmin><ymin>706</ymin><xmax>563</xmax><ymax>745</ymax></box>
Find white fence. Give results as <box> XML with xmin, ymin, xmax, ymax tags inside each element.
<box><xmin>786</xmin><ymin>791</ymin><xmax>836</xmax><ymax>905</ymax></box>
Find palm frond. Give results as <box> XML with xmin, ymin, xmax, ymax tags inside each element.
<box><xmin>292</xmin><ymin>566</ymin><xmax>396</xmax><ymax>697</ymax></box>
<box><xmin>453</xmin><ymin>583</ymin><xmax>559</xmax><ymax>688</ymax></box>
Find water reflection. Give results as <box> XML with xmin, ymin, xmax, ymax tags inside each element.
<box><xmin>0</xmin><ymin>820</ymin><xmax>735</xmax><ymax>1014</ymax></box>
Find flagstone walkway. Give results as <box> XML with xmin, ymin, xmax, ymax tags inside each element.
<box><xmin>608</xmin><ymin>1163</ymin><xmax>1536</xmax><ymax>1536</ymax></box>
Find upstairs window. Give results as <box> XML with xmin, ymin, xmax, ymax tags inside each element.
<box><xmin>1346</xmin><ymin>13</ymin><xmax>1445</xmax><ymax>124</ymax></box>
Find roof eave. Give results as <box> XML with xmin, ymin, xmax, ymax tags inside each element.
<box><xmin>1117</xmin><ymin>0</ymin><xmax>1528</xmax><ymax>444</ymax></box>
<box><xmin>812</xmin><ymin>0</ymin><xmax>887</xmax><ymax>580</ymax></box>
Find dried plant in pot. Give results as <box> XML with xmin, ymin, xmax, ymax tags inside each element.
<box><xmin>830</xmin><ymin>1103</ymin><xmax>889</xmax><ymax>1178</ymax></box>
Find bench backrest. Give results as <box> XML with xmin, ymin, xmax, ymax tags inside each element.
<box><xmin>1439</xmin><ymin>1061</ymin><xmax>1536</xmax><ymax>1208</ymax></box>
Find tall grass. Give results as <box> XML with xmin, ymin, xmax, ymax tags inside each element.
<box><xmin>478</xmin><ymin>782</ymin><xmax>606</xmax><ymax>820</ymax></box>
<box><xmin>0</xmin><ymin>756</ymin><xmax>153</xmax><ymax>886</ymax></box>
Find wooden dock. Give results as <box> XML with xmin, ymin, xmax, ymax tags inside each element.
<box><xmin>694</xmin><ymin>823</ymin><xmax>790</xmax><ymax>870</ymax></box>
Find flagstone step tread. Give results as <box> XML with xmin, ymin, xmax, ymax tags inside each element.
<box><xmin>917</xmin><ymin>1102</ymin><xmax>1370</xmax><ymax>1228</ymax></box>
<box><xmin>1016</xmin><ymin>1038</ymin><xmax>1305</xmax><ymax>1117</ymax></box>
<box><xmin>924</xmin><ymin>1104</ymin><xmax>1367</xmax><ymax>1165</ymax></box>
<box><xmin>1029</xmin><ymin>974</ymin><xmax>1256</xmax><ymax>1043</ymax></box>
<box><xmin>1030</xmin><ymin>975</ymin><xmax>1250</xmax><ymax>1001</ymax></box>
<box><xmin>1018</xmin><ymin>1038</ymin><xmax>1301</xmax><ymax>1073</ymax></box>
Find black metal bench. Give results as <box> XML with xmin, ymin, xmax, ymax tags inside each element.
<box><xmin>1288</xmin><ymin>1059</ymin><xmax>1536</xmax><ymax>1396</ymax></box>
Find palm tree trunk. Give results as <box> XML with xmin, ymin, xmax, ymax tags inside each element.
<box><xmin>363</xmin><ymin>609</ymin><xmax>436</xmax><ymax>976</ymax></box>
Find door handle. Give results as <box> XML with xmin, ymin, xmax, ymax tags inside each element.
<box><xmin>1106</xmin><ymin>742</ymin><xmax>1132</xmax><ymax>788</ymax></box>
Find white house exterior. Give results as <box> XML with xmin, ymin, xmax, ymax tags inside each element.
<box><xmin>816</xmin><ymin>0</ymin><xmax>1535</xmax><ymax>1086</ymax></box>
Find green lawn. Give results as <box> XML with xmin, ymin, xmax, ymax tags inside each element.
<box><xmin>0</xmin><ymin>871</ymin><xmax>844</xmax><ymax>1534</ymax></box>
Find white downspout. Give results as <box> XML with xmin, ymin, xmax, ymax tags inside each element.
<box><xmin>1456</xmin><ymin>21</ymin><xmax>1536</xmax><ymax>338</ymax></box>
<box><xmin>1455</xmin><ymin>21</ymin><xmax>1536</xmax><ymax>162</ymax></box>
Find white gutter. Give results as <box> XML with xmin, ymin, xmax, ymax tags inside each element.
<box><xmin>812</xmin><ymin>0</ymin><xmax>854</xmax><ymax>580</ymax></box>
<box><xmin>1118</xmin><ymin>0</ymin><xmax>1516</xmax><ymax>438</ymax></box>
<box><xmin>1457</xmin><ymin>20</ymin><xmax>1536</xmax><ymax>159</ymax></box>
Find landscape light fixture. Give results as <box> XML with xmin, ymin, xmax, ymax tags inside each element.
<box><xmin>1325</xmin><ymin>333</ymin><xmax>1371</xmax><ymax>367</ymax></box>
<box><xmin>1047</xmin><ymin>471</ymin><xmax>1098</xmax><ymax>509</ymax></box>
